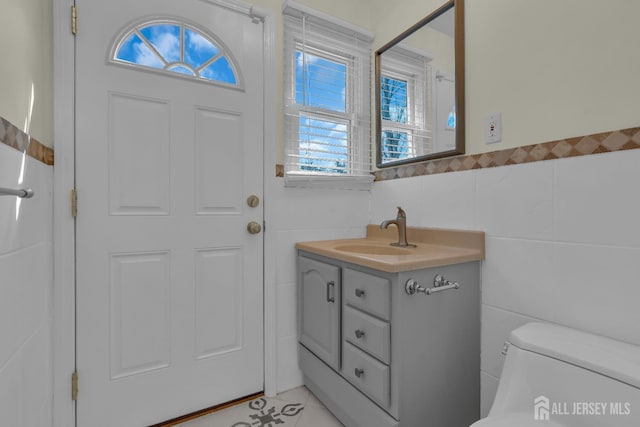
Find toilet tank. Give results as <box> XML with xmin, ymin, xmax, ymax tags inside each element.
<box><xmin>488</xmin><ymin>323</ymin><xmax>640</xmax><ymax>427</ymax></box>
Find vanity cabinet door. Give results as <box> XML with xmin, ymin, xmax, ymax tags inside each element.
<box><xmin>298</xmin><ymin>256</ymin><xmax>341</xmax><ymax>370</ymax></box>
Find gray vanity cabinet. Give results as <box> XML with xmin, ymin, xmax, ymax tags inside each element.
<box><xmin>298</xmin><ymin>256</ymin><xmax>341</xmax><ymax>371</ymax></box>
<box><xmin>297</xmin><ymin>251</ymin><xmax>480</xmax><ymax>427</ymax></box>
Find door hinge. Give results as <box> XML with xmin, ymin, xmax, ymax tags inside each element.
<box><xmin>71</xmin><ymin>188</ymin><xmax>78</xmax><ymax>218</ymax></box>
<box><xmin>71</xmin><ymin>370</ymin><xmax>78</xmax><ymax>401</ymax></box>
<box><xmin>71</xmin><ymin>5</ymin><xmax>77</xmax><ymax>35</ymax></box>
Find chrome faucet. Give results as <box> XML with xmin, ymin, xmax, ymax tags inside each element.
<box><xmin>380</xmin><ymin>207</ymin><xmax>416</xmax><ymax>248</ymax></box>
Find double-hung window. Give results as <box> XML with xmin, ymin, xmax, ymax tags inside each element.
<box><xmin>283</xmin><ymin>2</ymin><xmax>373</xmax><ymax>189</ymax></box>
<box><xmin>379</xmin><ymin>45</ymin><xmax>432</xmax><ymax>163</ymax></box>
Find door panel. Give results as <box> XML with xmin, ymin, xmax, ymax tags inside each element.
<box><xmin>194</xmin><ymin>107</ymin><xmax>244</xmax><ymax>214</ymax></box>
<box><xmin>75</xmin><ymin>0</ymin><xmax>264</xmax><ymax>425</ymax></box>
<box><xmin>194</xmin><ymin>247</ymin><xmax>243</xmax><ymax>359</ymax></box>
<box><xmin>108</xmin><ymin>93</ymin><xmax>171</xmax><ymax>215</ymax></box>
<box><xmin>109</xmin><ymin>252</ymin><xmax>171</xmax><ymax>379</ymax></box>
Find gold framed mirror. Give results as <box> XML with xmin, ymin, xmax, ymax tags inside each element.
<box><xmin>375</xmin><ymin>0</ymin><xmax>464</xmax><ymax>168</ymax></box>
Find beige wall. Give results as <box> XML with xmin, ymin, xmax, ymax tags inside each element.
<box><xmin>393</xmin><ymin>22</ymin><xmax>455</xmax><ymax>78</ymax></box>
<box><xmin>0</xmin><ymin>0</ymin><xmax>53</xmax><ymax>147</ymax></box>
<box><xmin>373</xmin><ymin>0</ymin><xmax>640</xmax><ymax>156</ymax></box>
<box><xmin>281</xmin><ymin>0</ymin><xmax>640</xmax><ymax>162</ymax></box>
<box><xmin>4</xmin><ymin>0</ymin><xmax>636</xmax><ymax>156</ymax></box>
<box><xmin>465</xmin><ymin>0</ymin><xmax>640</xmax><ymax>154</ymax></box>
<box><xmin>371</xmin><ymin>0</ymin><xmax>444</xmax><ymax>52</ymax></box>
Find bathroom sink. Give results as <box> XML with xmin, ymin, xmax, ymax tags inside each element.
<box><xmin>334</xmin><ymin>243</ymin><xmax>414</xmax><ymax>255</ymax></box>
<box><xmin>295</xmin><ymin>224</ymin><xmax>485</xmax><ymax>273</ymax></box>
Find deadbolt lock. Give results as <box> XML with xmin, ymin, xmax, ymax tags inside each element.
<box><xmin>247</xmin><ymin>195</ymin><xmax>260</xmax><ymax>208</ymax></box>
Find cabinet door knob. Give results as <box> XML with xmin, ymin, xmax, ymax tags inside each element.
<box><xmin>354</xmin><ymin>368</ymin><xmax>364</xmax><ymax>378</ymax></box>
<box><xmin>355</xmin><ymin>329</ymin><xmax>365</xmax><ymax>339</ymax></box>
<box><xmin>355</xmin><ymin>288</ymin><xmax>365</xmax><ymax>298</ymax></box>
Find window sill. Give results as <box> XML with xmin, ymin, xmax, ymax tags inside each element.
<box><xmin>284</xmin><ymin>172</ymin><xmax>374</xmax><ymax>191</ymax></box>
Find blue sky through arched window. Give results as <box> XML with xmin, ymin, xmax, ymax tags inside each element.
<box><xmin>114</xmin><ymin>22</ymin><xmax>238</xmax><ymax>85</ymax></box>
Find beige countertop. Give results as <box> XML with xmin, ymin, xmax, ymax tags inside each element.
<box><xmin>295</xmin><ymin>225</ymin><xmax>485</xmax><ymax>273</ymax></box>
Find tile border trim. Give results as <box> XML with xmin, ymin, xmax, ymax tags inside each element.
<box><xmin>372</xmin><ymin>126</ymin><xmax>640</xmax><ymax>181</ymax></box>
<box><xmin>275</xmin><ymin>126</ymin><xmax>640</xmax><ymax>181</ymax></box>
<box><xmin>0</xmin><ymin>116</ymin><xmax>54</xmax><ymax>166</ymax></box>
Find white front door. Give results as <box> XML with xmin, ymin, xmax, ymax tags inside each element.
<box><xmin>75</xmin><ymin>0</ymin><xmax>264</xmax><ymax>425</ymax></box>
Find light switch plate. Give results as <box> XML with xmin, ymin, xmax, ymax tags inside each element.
<box><xmin>485</xmin><ymin>113</ymin><xmax>502</xmax><ymax>144</ymax></box>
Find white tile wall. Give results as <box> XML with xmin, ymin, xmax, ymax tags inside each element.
<box><xmin>552</xmin><ymin>242</ymin><xmax>640</xmax><ymax>344</ymax></box>
<box><xmin>480</xmin><ymin>305</ymin><xmax>538</xmax><ymax>378</ymax></box>
<box><xmin>370</xmin><ymin>177</ymin><xmax>424</xmax><ymax>225</ymax></box>
<box><xmin>371</xmin><ymin>148</ymin><xmax>640</xmax><ymax>419</ymax></box>
<box><xmin>481</xmin><ymin>238</ymin><xmax>556</xmax><ymax>318</ymax></box>
<box><xmin>555</xmin><ymin>149</ymin><xmax>640</xmax><ymax>247</ymax></box>
<box><xmin>371</xmin><ymin>169</ymin><xmax>477</xmax><ymax>230</ymax></box>
<box><xmin>0</xmin><ymin>143</ymin><xmax>53</xmax><ymax>427</ymax></box>
<box><xmin>476</xmin><ymin>161</ymin><xmax>554</xmax><ymax>241</ymax></box>
<box><xmin>3</xmin><ymin>143</ymin><xmax>632</xmax><ymax>420</ymax></box>
<box><xmin>480</xmin><ymin>372</ymin><xmax>499</xmax><ymax>418</ymax></box>
<box><xmin>267</xmin><ymin>178</ymin><xmax>370</xmax><ymax>392</ymax></box>
<box><xmin>0</xmin><ymin>356</ymin><xmax>21</xmax><ymax>426</ymax></box>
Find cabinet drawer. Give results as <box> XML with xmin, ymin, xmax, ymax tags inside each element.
<box><xmin>343</xmin><ymin>306</ymin><xmax>390</xmax><ymax>364</ymax></box>
<box><xmin>343</xmin><ymin>342</ymin><xmax>390</xmax><ymax>408</ymax></box>
<box><xmin>343</xmin><ymin>268</ymin><xmax>390</xmax><ymax>321</ymax></box>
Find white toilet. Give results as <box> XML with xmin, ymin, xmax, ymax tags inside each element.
<box><xmin>472</xmin><ymin>322</ymin><xmax>640</xmax><ymax>427</ymax></box>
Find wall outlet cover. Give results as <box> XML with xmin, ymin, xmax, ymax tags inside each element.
<box><xmin>485</xmin><ymin>112</ymin><xmax>502</xmax><ymax>144</ymax></box>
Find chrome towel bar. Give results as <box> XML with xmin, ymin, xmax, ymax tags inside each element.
<box><xmin>405</xmin><ymin>274</ymin><xmax>460</xmax><ymax>296</ymax></box>
<box><xmin>0</xmin><ymin>187</ymin><xmax>34</xmax><ymax>199</ymax></box>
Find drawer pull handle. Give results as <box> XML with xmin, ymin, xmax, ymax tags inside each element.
<box><xmin>326</xmin><ymin>281</ymin><xmax>335</xmax><ymax>303</ymax></box>
<box><xmin>355</xmin><ymin>329</ymin><xmax>365</xmax><ymax>339</ymax></box>
<box><xmin>354</xmin><ymin>368</ymin><xmax>365</xmax><ymax>378</ymax></box>
<box><xmin>355</xmin><ymin>288</ymin><xmax>365</xmax><ymax>298</ymax></box>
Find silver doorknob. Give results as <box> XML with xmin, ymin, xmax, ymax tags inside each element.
<box><xmin>247</xmin><ymin>221</ymin><xmax>262</xmax><ymax>234</ymax></box>
<box><xmin>247</xmin><ymin>195</ymin><xmax>260</xmax><ymax>208</ymax></box>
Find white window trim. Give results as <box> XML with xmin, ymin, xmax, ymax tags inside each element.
<box><xmin>283</xmin><ymin>0</ymin><xmax>374</xmax><ymax>190</ymax></box>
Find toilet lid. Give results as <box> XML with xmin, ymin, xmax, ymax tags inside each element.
<box><xmin>470</xmin><ymin>414</ymin><xmax>565</xmax><ymax>427</ymax></box>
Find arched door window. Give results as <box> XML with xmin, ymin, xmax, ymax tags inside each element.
<box><xmin>110</xmin><ymin>19</ymin><xmax>241</xmax><ymax>87</ymax></box>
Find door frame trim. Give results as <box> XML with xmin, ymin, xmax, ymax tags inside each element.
<box><xmin>52</xmin><ymin>0</ymin><xmax>77</xmax><ymax>426</ymax></box>
<box><xmin>52</xmin><ymin>1</ymin><xmax>277</xmax><ymax>425</ymax></box>
<box><xmin>260</xmin><ymin>6</ymin><xmax>278</xmax><ymax>399</ymax></box>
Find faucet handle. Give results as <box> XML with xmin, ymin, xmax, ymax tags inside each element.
<box><xmin>396</xmin><ymin>206</ymin><xmax>406</xmax><ymax>219</ymax></box>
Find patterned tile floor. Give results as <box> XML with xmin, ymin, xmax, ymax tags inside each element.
<box><xmin>177</xmin><ymin>386</ymin><xmax>344</xmax><ymax>427</ymax></box>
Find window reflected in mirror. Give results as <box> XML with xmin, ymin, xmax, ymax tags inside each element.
<box><xmin>379</xmin><ymin>47</ymin><xmax>431</xmax><ymax>163</ymax></box>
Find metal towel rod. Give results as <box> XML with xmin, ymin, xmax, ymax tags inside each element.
<box><xmin>0</xmin><ymin>187</ymin><xmax>34</xmax><ymax>199</ymax></box>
